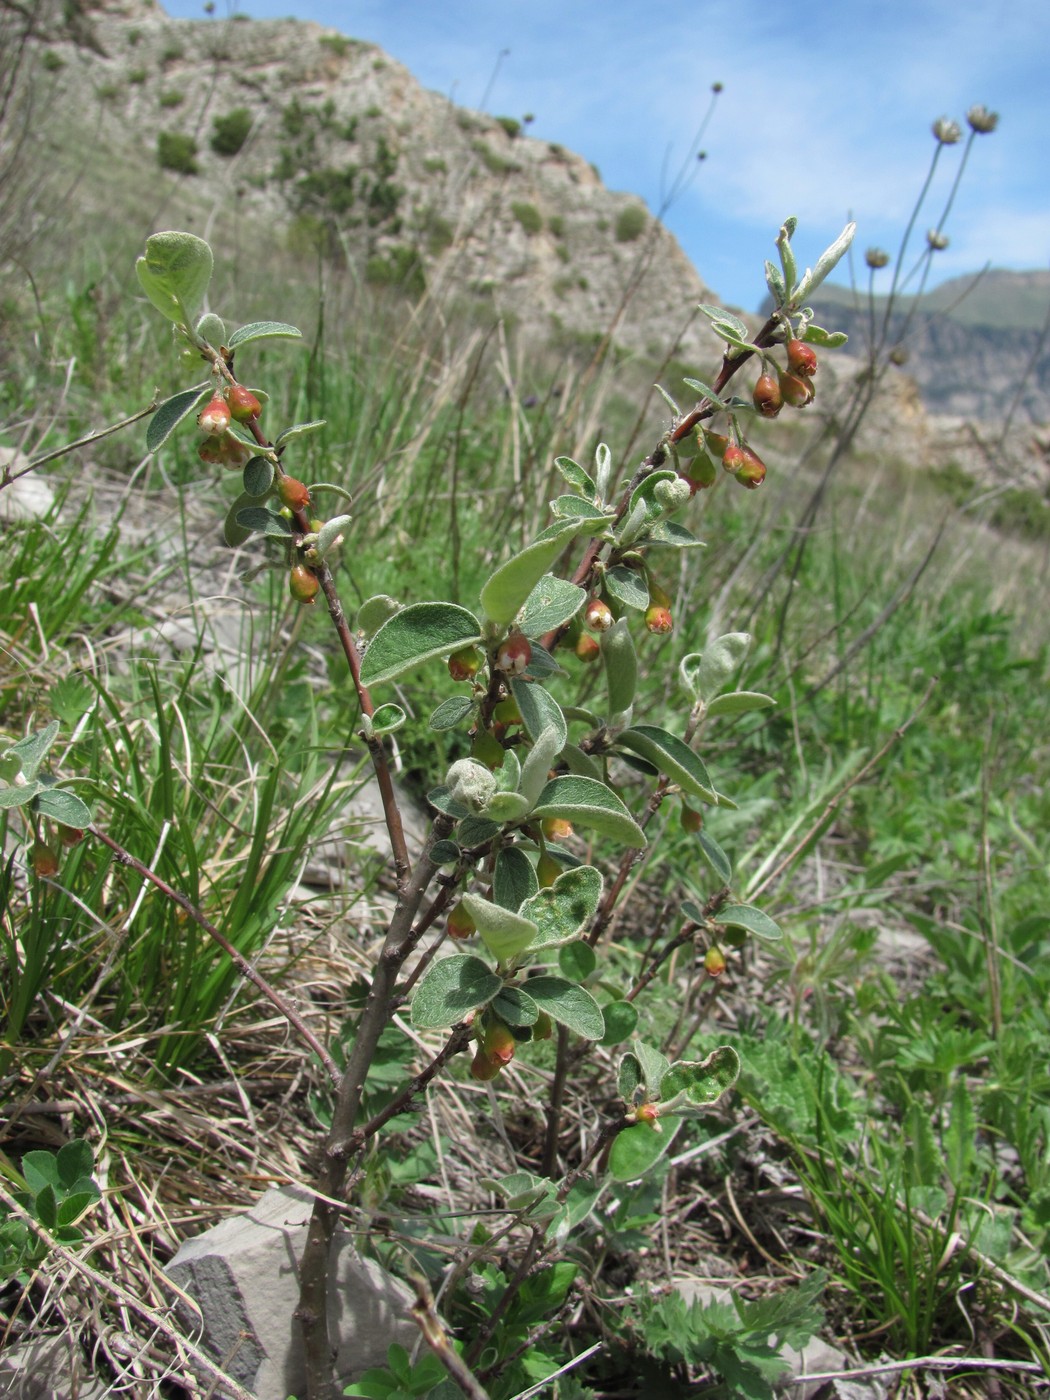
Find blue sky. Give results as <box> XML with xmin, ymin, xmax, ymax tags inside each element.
<box><xmin>164</xmin><ymin>0</ymin><xmax>1047</xmax><ymax>311</ymax></box>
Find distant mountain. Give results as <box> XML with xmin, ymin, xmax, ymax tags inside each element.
<box><xmin>799</xmin><ymin>271</ymin><xmax>1050</xmax><ymax>423</ymax></box>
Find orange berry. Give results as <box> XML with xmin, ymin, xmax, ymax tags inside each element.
<box><xmin>277</xmin><ymin>476</ymin><xmax>311</xmax><ymax>511</ymax></box>
<box><xmin>227</xmin><ymin>384</ymin><xmax>262</xmax><ymax>422</ymax></box>
<box><xmin>31</xmin><ymin>841</ymin><xmax>58</xmax><ymax>877</ymax></box>
<box><xmin>289</xmin><ymin>564</ymin><xmax>320</xmax><ymax>604</ymax></box>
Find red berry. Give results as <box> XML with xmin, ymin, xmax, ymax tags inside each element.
<box><xmin>289</xmin><ymin>564</ymin><xmax>320</xmax><ymax>604</ymax></box>
<box><xmin>495</xmin><ymin>633</ymin><xmax>531</xmax><ymax>674</ymax></box>
<box><xmin>447</xmin><ymin>901</ymin><xmax>477</xmax><ymax>941</ymax></box>
<box><xmin>277</xmin><ymin>476</ymin><xmax>311</xmax><ymax>511</ymax></box>
<box><xmin>31</xmin><ymin>840</ymin><xmax>58</xmax><ymax>877</ymax></box>
<box><xmin>470</xmin><ymin>1047</ymin><xmax>503</xmax><ymax>1081</ymax></box>
<box><xmin>228</xmin><ymin>384</ymin><xmax>262</xmax><ymax>422</ymax></box>
<box><xmin>753</xmin><ymin>372</ymin><xmax>783</xmax><ymax>418</ymax></box>
<box><xmin>575</xmin><ymin>633</ymin><xmax>601</xmax><ymax>663</ymax></box>
<box><xmin>644</xmin><ymin>604</ymin><xmax>673</xmax><ymax>634</ymax></box>
<box><xmin>448</xmin><ymin>645</ymin><xmax>481</xmax><ymax>681</ymax></box>
<box><xmin>584</xmin><ymin>598</ymin><xmax>613</xmax><ymax>633</ymax></box>
<box><xmin>787</xmin><ymin>339</ymin><xmax>818</xmax><ymax>378</ymax></box>
<box><xmin>704</xmin><ymin>946</ymin><xmax>727</xmax><ymax>977</ymax></box>
<box><xmin>721</xmin><ymin>441</ymin><xmax>748</xmax><ymax>474</ymax></box>
<box><xmin>198</xmin><ymin>394</ymin><xmax>231</xmax><ymax>435</ymax></box>
<box><xmin>779</xmin><ymin>369</ymin><xmax>814</xmax><ymax>407</ymax></box>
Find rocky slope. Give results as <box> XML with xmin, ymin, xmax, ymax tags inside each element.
<box><xmin>19</xmin><ymin>0</ymin><xmax>718</xmax><ymax>368</ymax></box>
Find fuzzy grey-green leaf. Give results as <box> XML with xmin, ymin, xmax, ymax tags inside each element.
<box><xmin>360</xmin><ymin>603</ymin><xmax>482</xmax><ymax>688</ymax></box>
<box><xmin>411</xmin><ymin>955</ymin><xmax>502</xmax><ymax>1029</ymax></box>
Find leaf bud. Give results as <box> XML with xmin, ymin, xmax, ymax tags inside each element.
<box><xmin>446</xmin><ymin>757</ymin><xmax>499</xmax><ymax>811</ymax></box>
<box><xmin>653</xmin><ymin>476</ymin><xmax>692</xmax><ymax>514</ymax></box>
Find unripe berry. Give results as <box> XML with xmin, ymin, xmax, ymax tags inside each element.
<box><xmin>471</xmin><ymin>728</ymin><xmax>505</xmax><ymax>770</ymax></box>
<box><xmin>58</xmin><ymin>825</ymin><xmax>85</xmax><ymax>847</ymax></box>
<box><xmin>277</xmin><ymin>475</ymin><xmax>311</xmax><ymax>512</ymax></box>
<box><xmin>691</xmin><ymin>453</ymin><xmax>718</xmax><ymax>489</ymax></box>
<box><xmin>725</xmin><ymin>926</ymin><xmax>747</xmax><ymax>949</ymax></box>
<box><xmin>532</xmin><ymin>1010</ymin><xmax>554</xmax><ymax>1041</ymax></box>
<box><xmin>448</xmin><ymin>645</ymin><xmax>481</xmax><ymax>681</ymax></box>
<box><xmin>786</xmin><ymin>339</ymin><xmax>818</xmax><ymax>378</ymax></box>
<box><xmin>542</xmin><ymin>817</ymin><xmax>574</xmax><ymax>842</ymax></box>
<box><xmin>470</xmin><ymin>1047</ymin><xmax>503</xmax><ymax>1081</ymax></box>
<box><xmin>704</xmin><ymin>946</ymin><xmax>727</xmax><ymax>977</ymax></box>
<box><xmin>732</xmin><ymin>448</ymin><xmax>767</xmax><ymax>490</ymax></box>
<box><xmin>536</xmin><ymin>851</ymin><xmax>561</xmax><ymax>888</ymax></box>
<box><xmin>495</xmin><ymin>633</ymin><xmax>531</xmax><ymax>674</ymax></box>
<box><xmin>702</xmin><ymin>431</ymin><xmax>729</xmax><ymax>458</ymax></box>
<box><xmin>644</xmin><ymin>604</ymin><xmax>673</xmax><ymax>634</ymax></box>
<box><xmin>493</xmin><ymin>696</ymin><xmax>522</xmax><ymax>727</ymax></box>
<box><xmin>752</xmin><ymin>372</ymin><xmax>783</xmax><ymax>418</ymax></box>
<box><xmin>483</xmin><ymin>1019</ymin><xmax>517</xmax><ymax>1065</ymax></box>
<box><xmin>447</xmin><ymin>901</ymin><xmax>477</xmax><ymax>941</ymax></box>
<box><xmin>198</xmin><ymin>395</ymin><xmax>231</xmax><ymax>435</ymax></box>
<box><xmin>680</xmin><ymin>804</ymin><xmax>703</xmax><ymax>833</ymax></box>
<box><xmin>778</xmin><ymin>369</ymin><xmax>815</xmax><ymax>407</ymax></box>
<box><xmin>289</xmin><ymin>564</ymin><xmax>320</xmax><ymax>604</ymax></box>
<box><xmin>575</xmin><ymin>633</ymin><xmax>601</xmax><ymax>663</ymax></box>
<box><xmin>584</xmin><ymin>598</ymin><xmax>613</xmax><ymax>632</ymax></box>
<box><xmin>31</xmin><ymin>840</ymin><xmax>58</xmax><ymax>877</ymax></box>
<box><xmin>227</xmin><ymin>384</ymin><xmax>262</xmax><ymax>422</ymax></box>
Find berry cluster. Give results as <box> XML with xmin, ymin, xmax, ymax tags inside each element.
<box><xmin>195</xmin><ymin>383</ymin><xmax>263</xmax><ymax>471</ymax></box>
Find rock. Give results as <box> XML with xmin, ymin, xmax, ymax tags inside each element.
<box><xmin>0</xmin><ymin>451</ymin><xmax>56</xmax><ymax>522</ymax></box>
<box><xmin>165</xmin><ymin>1184</ymin><xmax>418</xmax><ymax>1399</ymax></box>
<box><xmin>0</xmin><ymin>1334</ymin><xmax>109</xmax><ymax>1400</ymax></box>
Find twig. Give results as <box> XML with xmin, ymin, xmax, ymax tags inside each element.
<box><xmin>410</xmin><ymin>1271</ymin><xmax>492</xmax><ymax>1400</ymax></box>
<box><xmin>0</xmin><ymin>401</ymin><xmax>159</xmax><ymax>482</ymax></box>
<box><xmin>795</xmin><ymin>1354</ymin><xmax>1047</xmax><ymax>1384</ymax></box>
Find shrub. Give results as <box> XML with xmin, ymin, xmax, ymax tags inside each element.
<box><xmin>423</xmin><ymin>156</ymin><xmax>447</xmax><ymax>175</ymax></box>
<box><xmin>472</xmin><ymin>141</ymin><xmax>519</xmax><ymax>177</ymax></box>
<box><xmin>161</xmin><ymin>41</ymin><xmax>184</xmax><ymax>65</ymax></box>
<box><xmin>41</xmin><ymin>51</ymin><xmax>64</xmax><ymax>72</ymax></box>
<box><xmin>547</xmin><ymin>214</ymin><xmax>565</xmax><ymax>238</ymax></box>
<box><xmin>615</xmin><ymin>204</ymin><xmax>648</xmax><ymax>242</ymax></box>
<box><xmin>127</xmin><ymin>66</ymin><xmax>147</xmax><ymax>85</ymax></box>
<box><xmin>158</xmin><ymin>90</ymin><xmax>184</xmax><ymax>109</ymax></box>
<box><xmin>511</xmin><ymin>201</ymin><xmax>542</xmax><ymax>236</ymax></box>
<box><xmin>157</xmin><ymin>131</ymin><xmax>199</xmax><ymax>176</ymax></box>
<box><xmin>210</xmin><ymin>108</ymin><xmax>253</xmax><ymax>157</ymax></box>
<box><xmin>365</xmin><ymin>245</ymin><xmax>426</xmax><ymax>297</ymax></box>
<box><xmin>495</xmin><ymin>115</ymin><xmax>521</xmax><ymax>139</ymax></box>
<box><xmin>319</xmin><ymin>34</ymin><xmax>351</xmax><ymax>58</ymax></box>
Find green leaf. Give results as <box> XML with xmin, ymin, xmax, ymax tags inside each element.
<box><xmin>5</xmin><ymin>722</ymin><xmax>59</xmax><ymax>781</ymax></box>
<box><xmin>48</xmin><ymin>677</ymin><xmax>95</xmax><ymax>728</ymax></box>
<box><xmin>680</xmin><ymin>632</ymin><xmax>751</xmax><ymax>703</ymax></box>
<box><xmin>533</xmin><ymin>775</ymin><xmax>645</xmax><ymax>849</ymax></box>
<box><xmin>618</xmin><ymin>1053</ymin><xmax>643</xmax><ymax>1102</ymax></box>
<box><xmin>519</xmin><ymin>724</ymin><xmax>565</xmax><ymax>811</ymax></box>
<box><xmin>719</xmin><ymin>904</ymin><xmax>783</xmax><ymax>942</ymax></box>
<box><xmin>616</xmin><ymin>724</ymin><xmax>716</xmax><ymax>804</ymax></box>
<box><xmin>55</xmin><ymin>1190</ymin><xmax>98</xmax><ymax>1227</ymax></box>
<box><xmin>236</xmin><ymin>506</ymin><xmax>293</xmax><ymax>537</ymax></box>
<box><xmin>315</xmin><ymin>514</ymin><xmax>352</xmax><ymax>559</ymax></box>
<box><xmin>227</xmin><ymin>320</ymin><xmax>303</xmax><ymax>349</ymax></box>
<box><xmin>604</xmin><ymin>565</ymin><xmax>649</xmax><ymax>611</ymax></box>
<box><xmin>599</xmin><ymin>999</ymin><xmax>638</xmax><ymax>1046</ymax></box>
<box><xmin>777</xmin><ymin>219</ymin><xmax>798</xmax><ymax>297</ymax></box>
<box><xmin>460</xmin><ymin>893</ymin><xmax>538</xmax><ymax>962</ymax></box>
<box><xmin>698</xmin><ymin>831</ymin><xmax>732</xmax><ymax>884</ymax></box>
<box><xmin>764</xmin><ymin>259</ymin><xmax>787</xmax><ymax>306</ymax></box>
<box><xmin>634</xmin><ymin>1042</ymin><xmax>671</xmax><ymax>1095</ymax></box>
<box><xmin>195</xmin><ymin>311</ymin><xmax>225</xmax><ymax>347</ymax></box>
<box><xmin>510</xmin><ymin>678</ymin><xmax>567</xmax><ymax>752</ymax></box>
<box><xmin>517</xmin><ymin>575</ymin><xmax>587</xmax><ymax>636</ymax></box>
<box><xmin>658</xmin><ymin>1046</ymin><xmax>741</xmax><ymax>1112</ymax></box>
<box><xmin>550</xmin><ymin>495</ymin><xmax>608</xmax><ymax>523</ymax></box>
<box><xmin>0</xmin><ymin>780</ymin><xmax>42</xmax><ymax>809</ymax></box>
<box><xmin>697</xmin><ymin>304</ymin><xmax>750</xmax><ymax>341</ymax></box>
<box><xmin>356</xmin><ymin>595</ymin><xmax>401</xmax><ymax>637</ymax></box>
<box><xmin>22</xmin><ymin>1150</ymin><xmax>61</xmax><ymax>1195</ymax></box>
<box><xmin>429</xmin><ymin>840</ymin><xmax>461</xmax><ymax>865</ymax></box>
<box><xmin>793</xmin><ymin>220</ymin><xmax>856</xmax><ymax>304</ymax></box>
<box><xmin>223</xmin><ymin>492</ymin><xmax>264</xmax><ymax>547</ymax></box>
<box><xmin>558</xmin><ymin>940</ymin><xmax>596</xmax><ymax>981</ymax></box>
<box><xmin>705</xmin><ymin>691</ymin><xmax>776</xmax><ymax>718</ymax></box>
<box><xmin>33</xmin><ymin>789</ymin><xmax>91</xmax><ymax>827</ymax></box>
<box><xmin>274</xmin><ymin>419</ymin><xmax>326</xmax><ymax>450</ymax></box>
<box><xmin>360</xmin><ymin>603</ymin><xmax>482</xmax><ymax>688</ymax></box>
<box><xmin>370</xmin><ymin>704</ymin><xmax>405</xmax><ymax>736</ymax></box>
<box><xmin>492</xmin><ymin>986</ymin><xmax>539</xmax><ymax>1027</ymax></box>
<box><xmin>145</xmin><ymin>385</ymin><xmax>210</xmax><ymax>453</ymax></box>
<box><xmin>494</xmin><ymin>847</ymin><xmax>538</xmax><ymax>912</ymax></box>
<box><xmin>243</xmin><ymin>456</ymin><xmax>274</xmax><ymax>496</ymax></box>
<box><xmin>480</xmin><ymin>523</ymin><xmax>579</xmax><ymax>626</ymax></box>
<box><xmin>523</xmin><ymin>976</ymin><xmax>604</xmax><ymax>1040</ymax></box>
<box><xmin>608</xmin><ymin>1121</ymin><xmax>681</xmax><ymax>1182</ymax></box>
<box><xmin>802</xmin><ymin>324</ymin><xmax>848</xmax><ymax>349</ymax></box>
<box><xmin>485</xmin><ymin>791</ymin><xmax>531</xmax><ymax>823</ymax></box>
<box><xmin>520</xmin><ymin>865</ymin><xmax>603</xmax><ymax>948</ymax></box>
<box><xmin>681</xmin><ymin>375</ymin><xmax>728</xmax><ymax>410</ymax></box>
<box><xmin>33</xmin><ymin>1183</ymin><xmax>57</xmax><ymax>1230</ymax></box>
<box><xmin>554</xmin><ymin>454</ymin><xmax>596</xmax><ymax>498</ymax></box>
<box><xmin>411</xmin><ymin>955</ymin><xmax>502</xmax><ymax>1029</ymax></box>
<box><xmin>429</xmin><ymin>696</ymin><xmax>474</xmax><ymax>732</ymax></box>
<box><xmin>642</xmin><ymin>520</ymin><xmax>705</xmax><ymax>549</ymax></box>
<box><xmin>601</xmin><ymin>618</ymin><xmax>637</xmax><ymax>718</ymax></box>
<box><xmin>561</xmin><ymin>742</ymin><xmax>604</xmax><ymax>782</ymax></box>
<box><xmin>136</xmin><ymin>231</ymin><xmax>213</xmax><ymax>324</ymax></box>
